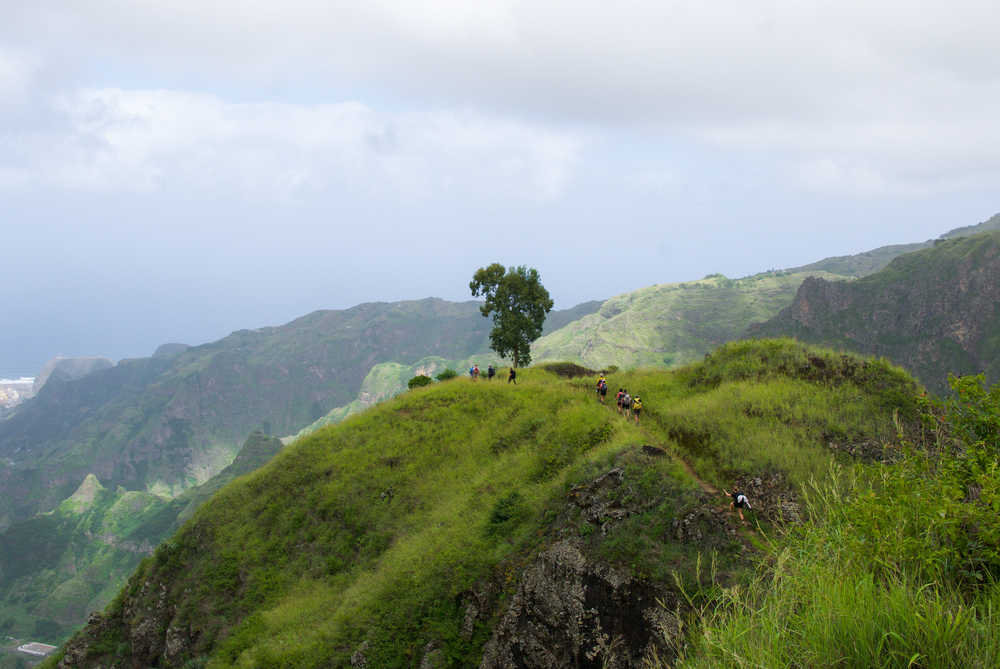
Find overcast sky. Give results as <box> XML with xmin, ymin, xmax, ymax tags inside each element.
<box><xmin>2</xmin><ymin>1</ymin><xmax>999</xmax><ymax>374</ymax></box>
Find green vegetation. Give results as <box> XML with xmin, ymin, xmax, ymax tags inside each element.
<box><xmin>53</xmin><ymin>340</ymin><xmax>937</xmax><ymax>668</ymax></box>
<box><xmin>0</xmin><ymin>433</ymin><xmax>283</xmax><ymax>646</ymax></box>
<box><xmin>751</xmin><ymin>230</ymin><xmax>1000</xmax><ymax>393</ymax></box>
<box><xmin>679</xmin><ymin>373</ymin><xmax>1000</xmax><ymax>668</ymax></box>
<box><xmin>532</xmin><ymin>271</ymin><xmax>848</xmax><ymax>370</ymax></box>
<box><xmin>406</xmin><ymin>375</ymin><xmax>433</xmax><ymax>389</ymax></box>
<box><xmin>470</xmin><ymin>263</ymin><xmax>554</xmax><ymax>368</ymax></box>
<box><xmin>434</xmin><ymin>368</ymin><xmax>458</xmax><ymax>381</ymax></box>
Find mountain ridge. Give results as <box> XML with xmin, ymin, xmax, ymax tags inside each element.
<box><xmin>747</xmin><ymin>230</ymin><xmax>1000</xmax><ymax>393</ymax></box>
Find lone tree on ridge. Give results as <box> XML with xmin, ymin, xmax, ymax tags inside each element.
<box><xmin>470</xmin><ymin>263</ymin><xmax>554</xmax><ymax>368</ymax></box>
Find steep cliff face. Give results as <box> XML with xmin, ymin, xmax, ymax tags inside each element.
<box><xmin>748</xmin><ymin>232</ymin><xmax>1000</xmax><ymax>393</ymax></box>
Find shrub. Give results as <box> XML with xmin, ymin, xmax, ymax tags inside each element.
<box><xmin>434</xmin><ymin>368</ymin><xmax>458</xmax><ymax>381</ymax></box>
<box><xmin>407</xmin><ymin>375</ymin><xmax>433</xmax><ymax>389</ymax></box>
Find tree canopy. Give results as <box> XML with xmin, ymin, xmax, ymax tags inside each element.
<box><xmin>470</xmin><ymin>263</ymin><xmax>554</xmax><ymax>368</ymax></box>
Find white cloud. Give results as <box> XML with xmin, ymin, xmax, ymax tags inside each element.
<box><xmin>1</xmin><ymin>88</ymin><xmax>584</xmax><ymax>201</ymax></box>
<box><xmin>2</xmin><ymin>1</ymin><xmax>999</xmax><ymax>197</ymax></box>
<box><xmin>0</xmin><ymin>48</ymin><xmax>31</xmax><ymax>106</ymax></box>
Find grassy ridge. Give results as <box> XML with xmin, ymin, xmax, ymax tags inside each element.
<box><xmin>49</xmin><ymin>340</ymin><xmax>926</xmax><ymax>668</ymax></box>
<box><xmin>80</xmin><ymin>372</ymin><xmax>653</xmax><ymax>667</ymax></box>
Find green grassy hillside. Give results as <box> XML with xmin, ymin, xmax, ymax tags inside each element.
<box><xmin>532</xmin><ymin>271</ymin><xmax>847</xmax><ymax>370</ymax></box>
<box><xmin>532</xmin><ymin>213</ymin><xmax>1000</xmax><ymax>374</ymax></box>
<box><xmin>51</xmin><ymin>340</ymin><xmax>925</xmax><ymax>668</ymax></box>
<box><xmin>0</xmin><ymin>433</ymin><xmax>283</xmax><ymax>646</ymax></box>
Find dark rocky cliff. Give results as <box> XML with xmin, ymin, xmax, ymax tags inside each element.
<box><xmin>748</xmin><ymin>231</ymin><xmax>1000</xmax><ymax>393</ymax></box>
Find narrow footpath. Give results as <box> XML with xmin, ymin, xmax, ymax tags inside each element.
<box><xmin>594</xmin><ymin>393</ymin><xmax>759</xmax><ymax>541</ymax></box>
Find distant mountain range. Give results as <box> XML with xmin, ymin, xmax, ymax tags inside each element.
<box><xmin>0</xmin><ymin>298</ymin><xmax>491</xmax><ymax>525</ymax></box>
<box><xmin>532</xmin><ymin>213</ymin><xmax>1000</xmax><ymax>375</ymax></box>
<box><xmin>0</xmin><ymin>431</ymin><xmax>284</xmax><ymax>643</ymax></box>
<box><xmin>2</xmin><ymin>211</ymin><xmax>998</xmax><ymax>648</ymax></box>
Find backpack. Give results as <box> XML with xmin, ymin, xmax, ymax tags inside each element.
<box><xmin>599</xmin><ymin>379</ymin><xmax>607</xmax><ymax>391</ymax></box>
<box><xmin>623</xmin><ymin>394</ymin><xmax>631</xmax><ymax>407</ymax></box>
<box><xmin>633</xmin><ymin>398</ymin><xmax>642</xmax><ymax>410</ymax></box>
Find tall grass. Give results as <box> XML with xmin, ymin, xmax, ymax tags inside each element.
<box><xmin>677</xmin><ymin>375</ymin><xmax>1000</xmax><ymax>668</ymax></box>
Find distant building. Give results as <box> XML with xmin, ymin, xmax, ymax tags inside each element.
<box><xmin>0</xmin><ymin>377</ymin><xmax>35</xmax><ymax>408</ymax></box>
<box><xmin>17</xmin><ymin>642</ymin><xmax>58</xmax><ymax>657</ymax></box>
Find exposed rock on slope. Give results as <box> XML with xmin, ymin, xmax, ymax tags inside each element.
<box><xmin>748</xmin><ymin>231</ymin><xmax>1000</xmax><ymax>393</ymax></box>
<box><xmin>479</xmin><ymin>539</ymin><xmax>679</xmax><ymax>669</ymax></box>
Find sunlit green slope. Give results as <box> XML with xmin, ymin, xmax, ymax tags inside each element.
<box><xmin>52</xmin><ymin>340</ymin><xmax>921</xmax><ymax>668</ymax></box>
<box><xmin>532</xmin><ymin>271</ymin><xmax>846</xmax><ymax>370</ymax></box>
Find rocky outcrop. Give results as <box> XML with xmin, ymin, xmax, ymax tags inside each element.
<box><xmin>731</xmin><ymin>472</ymin><xmax>802</xmax><ymax>525</ymax></box>
<box><xmin>748</xmin><ymin>231</ymin><xmax>1000</xmax><ymax>393</ymax></box>
<box><xmin>52</xmin><ymin>455</ymin><xmax>742</xmax><ymax>669</ymax></box>
<box><xmin>477</xmin><ymin>463</ymin><xmax>724</xmax><ymax>669</ymax></box>
<box><xmin>479</xmin><ymin>540</ymin><xmax>680</xmax><ymax>669</ymax></box>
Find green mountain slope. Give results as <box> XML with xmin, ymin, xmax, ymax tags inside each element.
<box><xmin>0</xmin><ymin>433</ymin><xmax>283</xmax><ymax>645</ymax></box>
<box><xmin>748</xmin><ymin>231</ymin><xmax>1000</xmax><ymax>393</ymax></box>
<box><xmin>788</xmin><ymin>212</ymin><xmax>1000</xmax><ymax>277</ymax></box>
<box><xmin>533</xmin><ymin>213</ymin><xmax>1000</xmax><ymax>372</ymax></box>
<box><xmin>51</xmin><ymin>340</ymin><xmax>921</xmax><ymax>668</ymax></box>
<box><xmin>0</xmin><ymin>298</ymin><xmax>599</xmax><ymax>526</ymax></box>
<box><xmin>532</xmin><ymin>271</ymin><xmax>846</xmax><ymax>370</ymax></box>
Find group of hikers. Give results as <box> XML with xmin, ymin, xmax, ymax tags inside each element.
<box><xmin>595</xmin><ymin>374</ymin><xmax>642</xmax><ymax>424</ymax></box>
<box><xmin>595</xmin><ymin>374</ymin><xmax>751</xmax><ymax>523</ymax></box>
<box><xmin>469</xmin><ymin>364</ymin><xmax>516</xmax><ymax>384</ymax></box>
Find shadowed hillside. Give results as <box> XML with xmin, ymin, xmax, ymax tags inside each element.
<box><xmin>748</xmin><ymin>231</ymin><xmax>1000</xmax><ymax>393</ymax></box>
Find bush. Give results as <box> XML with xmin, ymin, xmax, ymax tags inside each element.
<box><xmin>434</xmin><ymin>368</ymin><xmax>458</xmax><ymax>381</ymax></box>
<box><xmin>407</xmin><ymin>375</ymin><xmax>433</xmax><ymax>389</ymax></box>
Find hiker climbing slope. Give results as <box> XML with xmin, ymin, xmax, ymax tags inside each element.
<box><xmin>632</xmin><ymin>395</ymin><xmax>642</xmax><ymax>424</ymax></box>
<box><xmin>723</xmin><ymin>488</ymin><xmax>751</xmax><ymax>522</ymax></box>
<box><xmin>596</xmin><ymin>374</ymin><xmax>608</xmax><ymax>403</ymax></box>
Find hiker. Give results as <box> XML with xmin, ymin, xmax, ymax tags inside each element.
<box><xmin>596</xmin><ymin>375</ymin><xmax>607</xmax><ymax>403</ymax></box>
<box><xmin>487</xmin><ymin>365</ymin><xmax>495</xmax><ymax>381</ymax></box>
<box><xmin>508</xmin><ymin>367</ymin><xmax>517</xmax><ymax>384</ymax></box>
<box><xmin>615</xmin><ymin>388</ymin><xmax>624</xmax><ymax>414</ymax></box>
<box><xmin>469</xmin><ymin>366</ymin><xmax>475</xmax><ymax>380</ymax></box>
<box><xmin>723</xmin><ymin>488</ymin><xmax>751</xmax><ymax>522</ymax></box>
<box><xmin>473</xmin><ymin>364</ymin><xmax>480</xmax><ymax>380</ymax></box>
<box><xmin>623</xmin><ymin>390</ymin><xmax>633</xmax><ymax>418</ymax></box>
<box><xmin>632</xmin><ymin>395</ymin><xmax>643</xmax><ymax>424</ymax></box>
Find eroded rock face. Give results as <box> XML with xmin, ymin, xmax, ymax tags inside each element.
<box><xmin>479</xmin><ymin>539</ymin><xmax>679</xmax><ymax>669</ymax></box>
<box><xmin>672</xmin><ymin>506</ymin><xmax>737</xmax><ymax>545</ymax></box>
<box><xmin>732</xmin><ymin>472</ymin><xmax>801</xmax><ymax>524</ymax></box>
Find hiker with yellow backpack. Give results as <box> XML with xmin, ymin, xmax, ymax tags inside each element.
<box><xmin>632</xmin><ymin>396</ymin><xmax>643</xmax><ymax>424</ymax></box>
